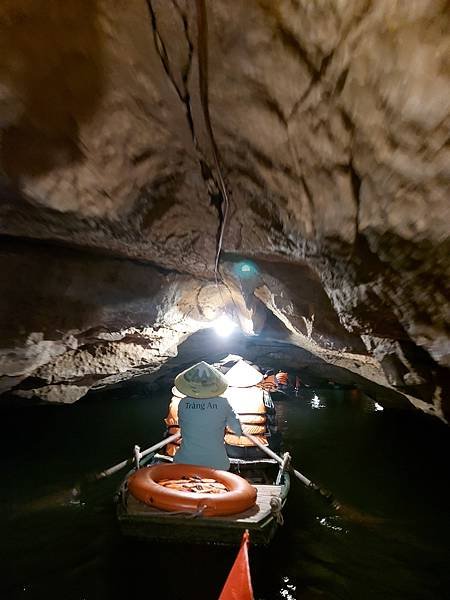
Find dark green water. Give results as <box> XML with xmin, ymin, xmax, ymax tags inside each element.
<box><xmin>1</xmin><ymin>383</ymin><xmax>449</xmax><ymax>599</ymax></box>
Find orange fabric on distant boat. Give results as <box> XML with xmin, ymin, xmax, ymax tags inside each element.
<box><xmin>276</xmin><ymin>371</ymin><xmax>288</xmax><ymax>385</ymax></box>
<box><xmin>219</xmin><ymin>530</ymin><xmax>254</xmax><ymax>600</ymax></box>
<box><xmin>224</xmin><ymin>432</ymin><xmax>268</xmax><ymax>447</ymax></box>
<box><xmin>164</xmin><ymin>398</ymin><xmax>181</xmax><ymax>426</ymax></box>
<box><xmin>257</xmin><ymin>374</ymin><xmax>277</xmax><ymax>391</ymax></box>
<box><xmin>165</xmin><ymin>424</ymin><xmax>182</xmax><ymax>456</ymax></box>
<box><xmin>225</xmin><ymin>387</ymin><xmax>267</xmax><ymax>423</ymax></box>
<box><xmin>226</xmin><ymin>423</ymin><xmax>265</xmax><ymax>436</ymax></box>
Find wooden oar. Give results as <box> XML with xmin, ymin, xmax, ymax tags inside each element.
<box><xmin>271</xmin><ymin>388</ymin><xmax>290</xmax><ymax>398</ymax></box>
<box><xmin>90</xmin><ymin>432</ymin><xmax>180</xmax><ymax>482</ymax></box>
<box><xmin>242</xmin><ymin>432</ymin><xmax>338</xmax><ymax>508</ymax></box>
<box><xmin>21</xmin><ymin>434</ymin><xmax>182</xmax><ymax>513</ymax></box>
<box><xmin>242</xmin><ymin>432</ymin><xmax>386</xmax><ymax>526</ymax></box>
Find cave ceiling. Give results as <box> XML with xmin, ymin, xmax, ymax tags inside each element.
<box><xmin>0</xmin><ymin>0</ymin><xmax>448</xmax><ymax>419</ymax></box>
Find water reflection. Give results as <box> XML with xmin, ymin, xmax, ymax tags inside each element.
<box><xmin>304</xmin><ymin>387</ymin><xmax>386</xmax><ymax>414</ymax></box>
<box><xmin>310</xmin><ymin>394</ymin><xmax>326</xmax><ymax>410</ymax></box>
<box><xmin>279</xmin><ymin>575</ymin><xmax>296</xmax><ymax>599</ymax></box>
<box><xmin>316</xmin><ymin>516</ymin><xmax>349</xmax><ymax>534</ymax></box>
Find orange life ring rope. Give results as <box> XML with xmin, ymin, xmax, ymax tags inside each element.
<box><xmin>127</xmin><ymin>463</ymin><xmax>257</xmax><ymax>517</ymax></box>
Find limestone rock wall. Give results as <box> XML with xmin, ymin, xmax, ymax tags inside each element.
<box><xmin>0</xmin><ymin>238</ymin><xmax>244</xmax><ymax>403</ymax></box>
<box><xmin>0</xmin><ymin>1</ymin><xmax>448</xmax><ymax>418</ymax></box>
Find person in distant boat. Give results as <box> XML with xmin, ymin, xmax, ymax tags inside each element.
<box><xmin>258</xmin><ymin>368</ymin><xmax>278</xmax><ymax>392</ymax></box>
<box><xmin>223</xmin><ymin>360</ymin><xmax>269</xmax><ymax>456</ymax></box>
<box><xmin>173</xmin><ymin>361</ymin><xmax>243</xmax><ymax>471</ymax></box>
<box><xmin>275</xmin><ymin>370</ymin><xmax>289</xmax><ymax>389</ymax></box>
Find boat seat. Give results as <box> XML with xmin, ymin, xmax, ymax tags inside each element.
<box><xmin>151</xmin><ymin>454</ymin><xmax>277</xmax><ymax>468</ymax></box>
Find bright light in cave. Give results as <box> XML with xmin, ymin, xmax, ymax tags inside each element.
<box><xmin>311</xmin><ymin>394</ymin><xmax>326</xmax><ymax>409</ymax></box>
<box><xmin>311</xmin><ymin>394</ymin><xmax>321</xmax><ymax>409</ymax></box>
<box><xmin>211</xmin><ymin>314</ymin><xmax>237</xmax><ymax>337</ymax></box>
<box><xmin>233</xmin><ymin>260</ymin><xmax>259</xmax><ymax>279</ymax></box>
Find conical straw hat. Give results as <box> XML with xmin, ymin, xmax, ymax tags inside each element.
<box><xmin>224</xmin><ymin>360</ymin><xmax>263</xmax><ymax>388</ymax></box>
<box><xmin>171</xmin><ymin>386</ymin><xmax>185</xmax><ymax>398</ymax></box>
<box><xmin>174</xmin><ymin>361</ymin><xmax>228</xmax><ymax>399</ymax></box>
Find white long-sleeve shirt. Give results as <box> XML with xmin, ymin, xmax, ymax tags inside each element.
<box><xmin>174</xmin><ymin>395</ymin><xmax>243</xmax><ymax>470</ymax></box>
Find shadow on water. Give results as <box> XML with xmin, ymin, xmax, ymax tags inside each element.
<box><xmin>1</xmin><ymin>376</ymin><xmax>449</xmax><ymax>599</ymax></box>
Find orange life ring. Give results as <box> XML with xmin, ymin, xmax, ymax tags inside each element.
<box><xmin>127</xmin><ymin>463</ymin><xmax>257</xmax><ymax>517</ymax></box>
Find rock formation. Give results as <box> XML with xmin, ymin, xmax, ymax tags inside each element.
<box><xmin>0</xmin><ymin>1</ymin><xmax>448</xmax><ymax>420</ymax></box>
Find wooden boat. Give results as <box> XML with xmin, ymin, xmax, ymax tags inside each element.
<box><xmin>115</xmin><ymin>452</ymin><xmax>290</xmax><ymax>546</ymax></box>
<box><xmin>116</xmin><ymin>362</ymin><xmax>290</xmax><ymax>545</ymax></box>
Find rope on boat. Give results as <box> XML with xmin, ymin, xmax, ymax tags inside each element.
<box><xmin>270</xmin><ymin>496</ymin><xmax>284</xmax><ymax>526</ymax></box>
<box><xmin>158</xmin><ymin>476</ymin><xmax>230</xmax><ymax>494</ymax></box>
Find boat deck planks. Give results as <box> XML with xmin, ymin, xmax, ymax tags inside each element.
<box><xmin>124</xmin><ymin>484</ymin><xmax>282</xmax><ymax>526</ymax></box>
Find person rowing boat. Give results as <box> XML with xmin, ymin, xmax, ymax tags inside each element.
<box><xmin>172</xmin><ymin>361</ymin><xmax>243</xmax><ymax>471</ymax></box>
<box><xmin>164</xmin><ymin>359</ymin><xmax>279</xmax><ymax>462</ymax></box>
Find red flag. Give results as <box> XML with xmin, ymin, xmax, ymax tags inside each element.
<box><xmin>219</xmin><ymin>530</ymin><xmax>254</xmax><ymax>600</ymax></box>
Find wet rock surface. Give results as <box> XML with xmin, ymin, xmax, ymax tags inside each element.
<box><xmin>0</xmin><ymin>1</ymin><xmax>448</xmax><ymax>419</ymax></box>
<box><xmin>0</xmin><ymin>238</ymin><xmax>238</xmax><ymax>403</ymax></box>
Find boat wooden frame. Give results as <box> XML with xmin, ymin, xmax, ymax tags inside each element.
<box><xmin>116</xmin><ymin>454</ymin><xmax>290</xmax><ymax>546</ymax></box>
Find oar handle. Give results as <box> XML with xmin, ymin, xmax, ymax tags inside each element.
<box><xmin>93</xmin><ymin>433</ymin><xmax>181</xmax><ymax>481</ymax></box>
